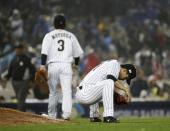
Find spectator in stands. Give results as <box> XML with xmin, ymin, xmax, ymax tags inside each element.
<box><xmin>130</xmin><ymin>68</ymin><xmax>149</xmax><ymax>97</ymax></box>
<box><xmin>162</xmin><ymin>50</ymin><xmax>170</xmax><ymax>78</ymax></box>
<box><xmin>32</xmin><ymin>15</ymin><xmax>52</xmax><ymax>43</ymax></box>
<box><xmin>1</xmin><ymin>0</ymin><xmax>170</xmax><ymax>103</ymax></box>
<box><xmin>9</xmin><ymin>9</ymin><xmax>24</xmax><ymax>41</ymax></box>
<box><xmin>134</xmin><ymin>45</ymin><xmax>156</xmax><ymax>76</ymax></box>
<box><xmin>148</xmin><ymin>73</ymin><xmax>169</xmax><ymax>101</ymax></box>
<box><xmin>84</xmin><ymin>47</ymin><xmax>100</xmax><ymax>74</ymax></box>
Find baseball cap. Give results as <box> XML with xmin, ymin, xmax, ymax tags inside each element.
<box><xmin>121</xmin><ymin>64</ymin><xmax>136</xmax><ymax>85</ymax></box>
<box><xmin>54</xmin><ymin>14</ymin><xmax>66</xmax><ymax>29</ymax></box>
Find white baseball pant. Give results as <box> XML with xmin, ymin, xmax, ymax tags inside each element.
<box><xmin>48</xmin><ymin>63</ymin><xmax>72</xmax><ymax>119</ymax></box>
<box><xmin>76</xmin><ymin>79</ymin><xmax>115</xmax><ymax>117</ymax></box>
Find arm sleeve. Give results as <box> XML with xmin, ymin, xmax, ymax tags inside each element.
<box><xmin>74</xmin><ymin>57</ymin><xmax>80</xmax><ymax>65</ymax></box>
<box><xmin>41</xmin><ymin>54</ymin><xmax>47</xmax><ymax>65</ymax></box>
<box><xmin>6</xmin><ymin>60</ymin><xmax>13</xmax><ymax>80</ymax></box>
<box><xmin>28</xmin><ymin>59</ymin><xmax>36</xmax><ymax>81</ymax></box>
<box><xmin>72</xmin><ymin>35</ymin><xmax>83</xmax><ymax>57</ymax></box>
<box><xmin>41</xmin><ymin>34</ymin><xmax>51</xmax><ymax>55</ymax></box>
<box><xmin>107</xmin><ymin>61</ymin><xmax>120</xmax><ymax>79</ymax></box>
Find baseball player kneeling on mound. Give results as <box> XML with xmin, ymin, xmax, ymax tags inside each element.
<box><xmin>76</xmin><ymin>59</ymin><xmax>136</xmax><ymax>123</ymax></box>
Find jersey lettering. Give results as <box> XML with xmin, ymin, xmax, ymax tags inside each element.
<box><xmin>57</xmin><ymin>39</ymin><xmax>64</xmax><ymax>51</ymax></box>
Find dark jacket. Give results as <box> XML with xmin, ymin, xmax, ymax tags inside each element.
<box><xmin>6</xmin><ymin>54</ymin><xmax>35</xmax><ymax>81</ymax></box>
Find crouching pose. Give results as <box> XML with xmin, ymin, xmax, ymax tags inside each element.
<box><xmin>76</xmin><ymin>59</ymin><xmax>136</xmax><ymax>123</ymax></box>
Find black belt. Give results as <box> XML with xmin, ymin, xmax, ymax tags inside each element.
<box><xmin>79</xmin><ymin>86</ymin><xmax>82</xmax><ymax>90</ymax></box>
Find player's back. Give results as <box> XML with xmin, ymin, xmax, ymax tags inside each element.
<box><xmin>81</xmin><ymin>60</ymin><xmax>120</xmax><ymax>85</ymax></box>
<box><xmin>45</xmin><ymin>29</ymin><xmax>77</xmax><ymax>63</ymax></box>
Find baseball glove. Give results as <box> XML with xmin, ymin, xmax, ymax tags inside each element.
<box><xmin>114</xmin><ymin>81</ymin><xmax>131</xmax><ymax>105</ymax></box>
<box><xmin>35</xmin><ymin>69</ymin><xmax>49</xmax><ymax>94</ymax></box>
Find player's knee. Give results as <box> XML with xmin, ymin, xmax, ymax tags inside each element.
<box><xmin>62</xmin><ymin>87</ymin><xmax>72</xmax><ymax>94</ymax></box>
<box><xmin>63</xmin><ymin>91</ymin><xmax>72</xmax><ymax>96</ymax></box>
<box><xmin>49</xmin><ymin>92</ymin><xmax>57</xmax><ymax>97</ymax></box>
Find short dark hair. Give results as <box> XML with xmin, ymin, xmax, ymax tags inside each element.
<box><xmin>53</xmin><ymin>14</ymin><xmax>66</xmax><ymax>29</ymax></box>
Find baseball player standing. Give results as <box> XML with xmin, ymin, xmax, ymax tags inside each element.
<box><xmin>40</xmin><ymin>14</ymin><xmax>83</xmax><ymax>120</ymax></box>
<box><xmin>76</xmin><ymin>59</ymin><xmax>136</xmax><ymax>123</ymax></box>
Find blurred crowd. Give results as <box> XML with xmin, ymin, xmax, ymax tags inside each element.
<box><xmin>0</xmin><ymin>0</ymin><xmax>170</xmax><ymax>103</ymax></box>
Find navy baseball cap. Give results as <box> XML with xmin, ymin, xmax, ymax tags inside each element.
<box><xmin>121</xmin><ymin>64</ymin><xmax>136</xmax><ymax>85</ymax></box>
<box><xmin>54</xmin><ymin>14</ymin><xmax>66</xmax><ymax>29</ymax></box>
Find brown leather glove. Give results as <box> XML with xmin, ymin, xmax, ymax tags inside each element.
<box><xmin>114</xmin><ymin>80</ymin><xmax>131</xmax><ymax>105</ymax></box>
<box><xmin>35</xmin><ymin>69</ymin><xmax>49</xmax><ymax>94</ymax></box>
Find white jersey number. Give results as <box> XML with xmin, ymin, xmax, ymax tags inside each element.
<box><xmin>57</xmin><ymin>39</ymin><xmax>64</xmax><ymax>51</ymax></box>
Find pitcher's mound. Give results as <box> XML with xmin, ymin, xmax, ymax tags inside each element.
<box><xmin>0</xmin><ymin>108</ymin><xmax>67</xmax><ymax>125</ymax></box>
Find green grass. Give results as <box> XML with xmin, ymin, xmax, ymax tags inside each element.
<box><xmin>1</xmin><ymin>117</ymin><xmax>170</xmax><ymax>131</ymax></box>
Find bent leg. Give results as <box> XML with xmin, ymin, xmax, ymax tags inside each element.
<box><xmin>76</xmin><ymin>79</ymin><xmax>115</xmax><ymax>117</ymax></box>
<box><xmin>102</xmin><ymin>79</ymin><xmax>114</xmax><ymax>117</ymax></box>
<box><xmin>90</xmin><ymin>103</ymin><xmax>100</xmax><ymax>118</ymax></box>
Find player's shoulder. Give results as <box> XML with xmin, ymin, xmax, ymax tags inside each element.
<box><xmin>64</xmin><ymin>30</ymin><xmax>76</xmax><ymax>37</ymax></box>
<box><xmin>48</xmin><ymin>30</ymin><xmax>57</xmax><ymax>35</ymax></box>
<box><xmin>104</xmin><ymin>59</ymin><xmax>120</xmax><ymax>66</ymax></box>
<box><xmin>104</xmin><ymin>59</ymin><xmax>119</xmax><ymax>63</ymax></box>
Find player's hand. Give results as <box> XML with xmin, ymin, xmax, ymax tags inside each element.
<box><xmin>114</xmin><ymin>80</ymin><xmax>131</xmax><ymax>103</ymax></box>
<box><xmin>72</xmin><ymin>64</ymin><xmax>78</xmax><ymax>70</ymax></box>
<box><xmin>115</xmin><ymin>80</ymin><xmax>128</xmax><ymax>93</ymax></box>
<box><xmin>39</xmin><ymin>65</ymin><xmax>46</xmax><ymax>72</ymax></box>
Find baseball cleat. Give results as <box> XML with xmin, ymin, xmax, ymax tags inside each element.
<box><xmin>90</xmin><ymin>117</ymin><xmax>102</xmax><ymax>122</ymax></box>
<box><xmin>103</xmin><ymin>116</ymin><xmax>120</xmax><ymax>123</ymax></box>
<box><xmin>41</xmin><ymin>113</ymin><xmax>49</xmax><ymax>117</ymax></box>
<box><xmin>62</xmin><ymin>115</ymin><xmax>70</xmax><ymax>121</ymax></box>
<box><xmin>63</xmin><ymin>118</ymin><xmax>70</xmax><ymax>121</ymax></box>
<box><xmin>41</xmin><ymin>114</ymin><xmax>56</xmax><ymax>120</ymax></box>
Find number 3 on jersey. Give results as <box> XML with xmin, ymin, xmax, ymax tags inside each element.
<box><xmin>57</xmin><ymin>40</ymin><xmax>64</xmax><ymax>51</ymax></box>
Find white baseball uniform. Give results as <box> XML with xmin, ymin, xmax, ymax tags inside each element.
<box><xmin>41</xmin><ymin>29</ymin><xmax>83</xmax><ymax>119</ymax></box>
<box><xmin>76</xmin><ymin>60</ymin><xmax>120</xmax><ymax>117</ymax></box>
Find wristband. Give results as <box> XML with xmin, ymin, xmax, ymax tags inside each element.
<box><xmin>107</xmin><ymin>75</ymin><xmax>118</xmax><ymax>82</ymax></box>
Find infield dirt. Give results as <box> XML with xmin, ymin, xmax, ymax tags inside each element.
<box><xmin>0</xmin><ymin>107</ymin><xmax>67</xmax><ymax>125</ymax></box>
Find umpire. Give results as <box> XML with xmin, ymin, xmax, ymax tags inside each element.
<box><xmin>6</xmin><ymin>43</ymin><xmax>35</xmax><ymax>111</ymax></box>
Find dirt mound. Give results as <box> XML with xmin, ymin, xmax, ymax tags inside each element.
<box><xmin>0</xmin><ymin>108</ymin><xmax>66</xmax><ymax>125</ymax></box>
